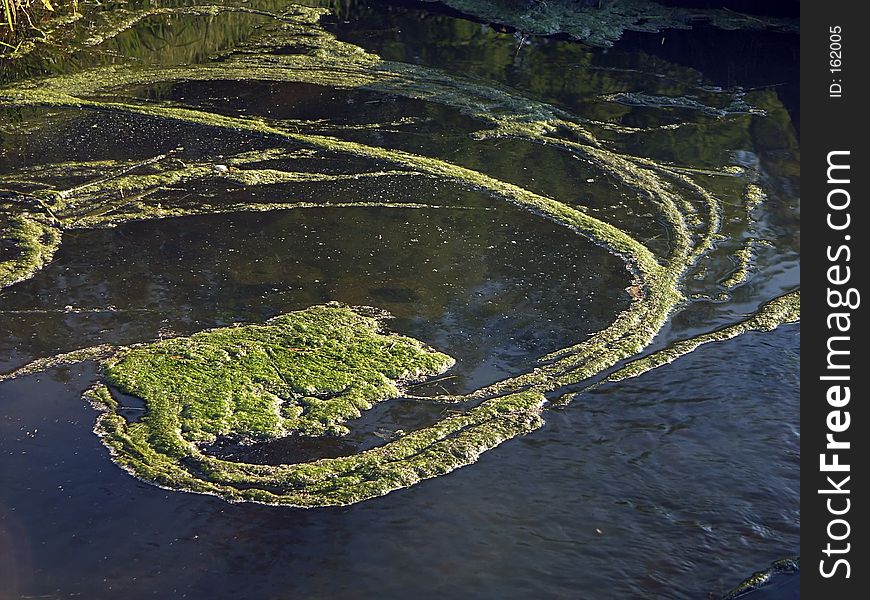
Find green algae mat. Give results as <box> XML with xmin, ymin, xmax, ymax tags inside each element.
<box><xmin>91</xmin><ymin>305</ymin><xmax>546</xmax><ymax>507</ymax></box>
<box><xmin>0</xmin><ymin>1</ymin><xmax>799</xmax><ymax>508</ymax></box>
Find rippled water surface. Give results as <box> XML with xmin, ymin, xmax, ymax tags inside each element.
<box><xmin>1</xmin><ymin>1</ymin><xmax>798</xmax><ymax>598</ymax></box>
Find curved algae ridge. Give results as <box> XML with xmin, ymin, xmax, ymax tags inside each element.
<box><xmin>90</xmin><ymin>381</ymin><xmax>545</xmax><ymax>507</ymax></box>
<box><xmin>0</xmin><ymin>289</ymin><xmax>799</xmax><ymax>506</ymax></box>
<box><xmin>604</xmin><ymin>290</ymin><xmax>799</xmax><ymax>384</ymax></box>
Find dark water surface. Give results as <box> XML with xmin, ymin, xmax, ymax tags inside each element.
<box><xmin>1</xmin><ymin>1</ymin><xmax>798</xmax><ymax>598</ymax></box>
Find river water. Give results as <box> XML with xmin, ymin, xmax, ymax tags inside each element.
<box><xmin>0</xmin><ymin>1</ymin><xmax>798</xmax><ymax>598</ymax></box>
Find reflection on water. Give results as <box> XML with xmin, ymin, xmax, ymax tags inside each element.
<box><xmin>0</xmin><ymin>1</ymin><xmax>798</xmax><ymax>598</ymax></box>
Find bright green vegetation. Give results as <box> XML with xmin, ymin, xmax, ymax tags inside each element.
<box><xmin>0</xmin><ymin>2</ymin><xmax>800</xmax><ymax>506</ymax></box>
<box><xmin>0</xmin><ymin>209</ymin><xmax>61</xmax><ymax>289</ymax></box>
<box><xmin>2</xmin><ymin>289</ymin><xmax>798</xmax><ymax>505</ymax></box>
<box><xmin>103</xmin><ymin>304</ymin><xmax>454</xmax><ymax>441</ymax></box>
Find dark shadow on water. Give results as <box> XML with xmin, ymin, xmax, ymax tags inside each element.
<box><xmin>203</xmin><ymin>432</ymin><xmax>359</xmax><ymax>464</ymax></box>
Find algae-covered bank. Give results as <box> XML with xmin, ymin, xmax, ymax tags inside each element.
<box><xmin>1</xmin><ymin>1</ymin><xmax>798</xmax><ymax>598</ymax></box>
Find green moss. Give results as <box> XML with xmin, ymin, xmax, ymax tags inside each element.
<box><xmin>73</xmin><ymin>304</ymin><xmax>547</xmax><ymax>506</ymax></box>
<box><xmin>103</xmin><ymin>304</ymin><xmax>454</xmax><ymax>444</ymax></box>
<box><xmin>0</xmin><ymin>210</ymin><xmax>62</xmax><ymax>289</ymax></box>
<box><xmin>83</xmin><ymin>382</ymin><xmax>118</xmax><ymax>412</ymax></box>
<box><xmin>3</xmin><ymin>289</ymin><xmax>799</xmax><ymax>506</ymax></box>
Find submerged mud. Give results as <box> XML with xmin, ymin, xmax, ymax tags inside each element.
<box><xmin>0</xmin><ymin>2</ymin><xmax>799</xmax><ymax>507</ymax></box>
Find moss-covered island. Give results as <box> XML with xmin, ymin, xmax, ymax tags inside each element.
<box><xmin>71</xmin><ymin>304</ymin><xmax>548</xmax><ymax>506</ymax></box>
<box><xmin>0</xmin><ymin>289</ymin><xmax>797</xmax><ymax>507</ymax></box>
<box><xmin>104</xmin><ymin>304</ymin><xmax>455</xmax><ymax>441</ymax></box>
<box><xmin>0</xmin><ymin>303</ymin><xmax>545</xmax><ymax>507</ymax></box>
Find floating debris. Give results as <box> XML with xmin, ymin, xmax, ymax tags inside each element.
<box><xmin>721</xmin><ymin>557</ymin><xmax>800</xmax><ymax>599</ymax></box>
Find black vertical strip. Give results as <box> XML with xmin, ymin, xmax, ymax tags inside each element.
<box><xmin>802</xmin><ymin>1</ymin><xmax>866</xmax><ymax>596</ymax></box>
